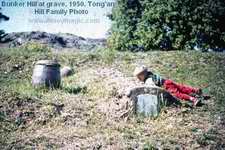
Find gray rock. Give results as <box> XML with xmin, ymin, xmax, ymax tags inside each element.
<box><xmin>60</xmin><ymin>66</ymin><xmax>73</xmax><ymax>77</ymax></box>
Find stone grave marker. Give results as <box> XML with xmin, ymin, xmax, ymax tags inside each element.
<box><xmin>127</xmin><ymin>86</ymin><xmax>179</xmax><ymax>117</ymax></box>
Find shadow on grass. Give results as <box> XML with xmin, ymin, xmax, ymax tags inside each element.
<box><xmin>62</xmin><ymin>85</ymin><xmax>87</xmax><ymax>94</ymax></box>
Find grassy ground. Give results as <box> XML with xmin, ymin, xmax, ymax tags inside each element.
<box><xmin>0</xmin><ymin>43</ymin><xmax>225</xmax><ymax>149</ymax></box>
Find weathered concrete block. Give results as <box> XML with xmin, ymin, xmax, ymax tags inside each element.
<box><xmin>137</xmin><ymin>94</ymin><xmax>160</xmax><ymax>117</ymax></box>
<box><xmin>127</xmin><ymin>86</ymin><xmax>178</xmax><ymax>117</ymax></box>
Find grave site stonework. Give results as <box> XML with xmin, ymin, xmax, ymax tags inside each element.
<box><xmin>127</xmin><ymin>87</ymin><xmax>179</xmax><ymax>117</ymax></box>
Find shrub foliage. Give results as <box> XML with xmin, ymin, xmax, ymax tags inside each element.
<box><xmin>0</xmin><ymin>8</ymin><xmax>10</xmax><ymax>40</ymax></box>
<box><xmin>108</xmin><ymin>0</ymin><xmax>225</xmax><ymax>51</ymax></box>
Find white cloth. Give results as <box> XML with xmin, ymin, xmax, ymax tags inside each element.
<box><xmin>145</xmin><ymin>78</ymin><xmax>157</xmax><ymax>87</ymax></box>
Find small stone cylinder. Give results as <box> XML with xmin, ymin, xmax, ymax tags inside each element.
<box><xmin>32</xmin><ymin>60</ymin><xmax>61</xmax><ymax>88</ymax></box>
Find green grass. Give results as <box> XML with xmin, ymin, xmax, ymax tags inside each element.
<box><xmin>1</xmin><ymin>43</ymin><xmax>225</xmax><ymax>149</ymax></box>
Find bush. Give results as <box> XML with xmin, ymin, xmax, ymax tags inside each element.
<box><xmin>108</xmin><ymin>0</ymin><xmax>225</xmax><ymax>51</ymax></box>
<box><xmin>0</xmin><ymin>8</ymin><xmax>10</xmax><ymax>40</ymax></box>
<box><xmin>107</xmin><ymin>0</ymin><xmax>143</xmax><ymax>51</ymax></box>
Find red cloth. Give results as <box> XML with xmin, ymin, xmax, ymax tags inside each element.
<box><xmin>163</xmin><ymin>79</ymin><xmax>199</xmax><ymax>101</ymax></box>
